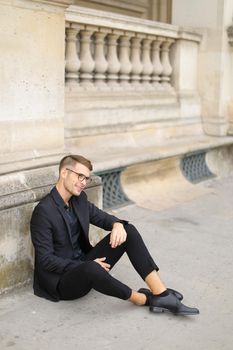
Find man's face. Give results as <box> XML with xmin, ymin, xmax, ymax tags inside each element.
<box><xmin>61</xmin><ymin>162</ymin><xmax>91</xmax><ymax>197</ymax></box>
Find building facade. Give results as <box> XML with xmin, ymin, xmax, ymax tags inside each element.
<box><xmin>0</xmin><ymin>0</ymin><xmax>233</xmax><ymax>293</ymax></box>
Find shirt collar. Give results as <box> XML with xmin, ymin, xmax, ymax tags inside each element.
<box><xmin>51</xmin><ymin>186</ymin><xmax>69</xmax><ymax>210</ymax></box>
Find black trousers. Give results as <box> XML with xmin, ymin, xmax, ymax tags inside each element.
<box><xmin>58</xmin><ymin>223</ymin><xmax>159</xmax><ymax>301</ymax></box>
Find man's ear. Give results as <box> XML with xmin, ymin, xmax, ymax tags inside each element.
<box><xmin>60</xmin><ymin>167</ymin><xmax>67</xmax><ymax>179</ymax></box>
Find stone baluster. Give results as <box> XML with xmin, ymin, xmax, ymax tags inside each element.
<box><xmin>130</xmin><ymin>34</ymin><xmax>143</xmax><ymax>89</ymax></box>
<box><xmin>79</xmin><ymin>26</ymin><xmax>95</xmax><ymax>88</ymax></box>
<box><xmin>118</xmin><ymin>33</ymin><xmax>132</xmax><ymax>87</ymax></box>
<box><xmin>106</xmin><ymin>32</ymin><xmax>121</xmax><ymax>88</ymax></box>
<box><xmin>160</xmin><ymin>38</ymin><xmax>175</xmax><ymax>89</ymax></box>
<box><xmin>151</xmin><ymin>36</ymin><xmax>164</xmax><ymax>89</ymax></box>
<box><xmin>141</xmin><ymin>36</ymin><xmax>154</xmax><ymax>88</ymax></box>
<box><xmin>93</xmin><ymin>29</ymin><xmax>109</xmax><ymax>89</ymax></box>
<box><xmin>65</xmin><ymin>26</ymin><xmax>81</xmax><ymax>85</ymax></box>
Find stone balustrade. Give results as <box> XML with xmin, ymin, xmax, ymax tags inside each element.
<box><xmin>64</xmin><ymin>5</ymin><xmax>203</xmax><ymax>172</ymax></box>
<box><xmin>64</xmin><ymin>6</ymin><xmax>191</xmax><ymax>91</ymax></box>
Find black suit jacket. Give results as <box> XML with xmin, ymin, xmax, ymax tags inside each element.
<box><xmin>30</xmin><ymin>187</ymin><xmax>123</xmax><ymax>301</ymax></box>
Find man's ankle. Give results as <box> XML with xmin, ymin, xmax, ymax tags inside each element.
<box><xmin>153</xmin><ymin>289</ymin><xmax>169</xmax><ymax>297</ymax></box>
<box><xmin>129</xmin><ymin>291</ymin><xmax>147</xmax><ymax>305</ymax></box>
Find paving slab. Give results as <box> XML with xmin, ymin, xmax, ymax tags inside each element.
<box><xmin>0</xmin><ymin>176</ymin><xmax>233</xmax><ymax>350</ymax></box>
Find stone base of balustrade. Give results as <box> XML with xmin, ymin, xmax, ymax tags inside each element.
<box><xmin>65</xmin><ymin>86</ymin><xmax>189</xmax><ymax>134</ymax></box>
<box><xmin>64</xmin><ymin>85</ymin><xmax>233</xmax><ymax>173</ymax></box>
<box><xmin>65</xmin><ymin>85</ymin><xmax>204</xmax><ymax>172</ymax></box>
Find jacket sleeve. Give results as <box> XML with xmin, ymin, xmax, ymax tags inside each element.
<box><xmin>88</xmin><ymin>201</ymin><xmax>128</xmax><ymax>231</ymax></box>
<box><xmin>31</xmin><ymin>206</ymin><xmax>82</xmax><ymax>274</ymax></box>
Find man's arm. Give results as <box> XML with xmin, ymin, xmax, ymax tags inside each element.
<box><xmin>88</xmin><ymin>201</ymin><xmax>128</xmax><ymax>231</ymax></box>
<box><xmin>88</xmin><ymin>201</ymin><xmax>128</xmax><ymax>248</ymax></box>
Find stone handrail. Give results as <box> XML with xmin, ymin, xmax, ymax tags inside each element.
<box><xmin>65</xmin><ymin>5</ymin><xmax>201</xmax><ymax>91</ymax></box>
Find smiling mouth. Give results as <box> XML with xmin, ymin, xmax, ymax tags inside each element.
<box><xmin>75</xmin><ymin>185</ymin><xmax>84</xmax><ymax>191</ymax></box>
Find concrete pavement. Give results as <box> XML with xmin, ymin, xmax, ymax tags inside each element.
<box><xmin>0</xmin><ymin>175</ymin><xmax>233</xmax><ymax>350</ymax></box>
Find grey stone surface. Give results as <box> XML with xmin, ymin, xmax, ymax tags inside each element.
<box><xmin>0</xmin><ymin>175</ymin><xmax>233</xmax><ymax>350</ymax></box>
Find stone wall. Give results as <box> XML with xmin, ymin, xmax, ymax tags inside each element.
<box><xmin>0</xmin><ymin>0</ymin><xmax>69</xmax><ymax>294</ymax></box>
<box><xmin>0</xmin><ymin>0</ymin><xmax>105</xmax><ymax>295</ymax></box>
<box><xmin>0</xmin><ymin>0</ymin><xmax>69</xmax><ymax>167</ymax></box>
<box><xmin>0</xmin><ymin>165</ymin><xmax>102</xmax><ymax>294</ymax></box>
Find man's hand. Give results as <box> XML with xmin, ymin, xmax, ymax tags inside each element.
<box><xmin>94</xmin><ymin>257</ymin><xmax>111</xmax><ymax>272</ymax></box>
<box><xmin>110</xmin><ymin>222</ymin><xmax>127</xmax><ymax>248</ymax></box>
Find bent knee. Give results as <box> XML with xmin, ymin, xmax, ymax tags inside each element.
<box><xmin>83</xmin><ymin>260</ymin><xmax>105</xmax><ymax>276</ymax></box>
<box><xmin>125</xmin><ymin>223</ymin><xmax>140</xmax><ymax>237</ymax></box>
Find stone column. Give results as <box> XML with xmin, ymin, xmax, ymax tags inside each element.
<box><xmin>130</xmin><ymin>34</ymin><xmax>143</xmax><ymax>89</ymax></box>
<box><xmin>93</xmin><ymin>29</ymin><xmax>109</xmax><ymax>88</ymax></box>
<box><xmin>141</xmin><ymin>36</ymin><xmax>154</xmax><ymax>88</ymax></box>
<box><xmin>0</xmin><ymin>0</ymin><xmax>72</xmax><ymax>169</ymax></box>
<box><xmin>65</xmin><ymin>26</ymin><xmax>81</xmax><ymax>85</ymax></box>
<box><xmin>171</xmin><ymin>35</ymin><xmax>201</xmax><ymax>118</ymax></box>
<box><xmin>172</xmin><ymin>0</ymin><xmax>233</xmax><ymax>136</ymax></box>
<box><xmin>151</xmin><ymin>36</ymin><xmax>164</xmax><ymax>89</ymax></box>
<box><xmin>106</xmin><ymin>32</ymin><xmax>121</xmax><ymax>88</ymax></box>
<box><xmin>118</xmin><ymin>33</ymin><xmax>132</xmax><ymax>87</ymax></box>
<box><xmin>79</xmin><ymin>27</ymin><xmax>95</xmax><ymax>88</ymax></box>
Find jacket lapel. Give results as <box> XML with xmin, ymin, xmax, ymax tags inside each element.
<box><xmin>50</xmin><ymin>188</ymin><xmax>73</xmax><ymax>245</ymax></box>
<box><xmin>71</xmin><ymin>194</ymin><xmax>89</xmax><ymax>239</ymax></box>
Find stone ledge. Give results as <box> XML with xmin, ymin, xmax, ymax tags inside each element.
<box><xmin>11</xmin><ymin>0</ymin><xmax>72</xmax><ymax>10</ymax></box>
<box><xmin>0</xmin><ymin>166</ymin><xmax>101</xmax><ymax>211</ymax></box>
<box><xmin>66</xmin><ymin>5</ymin><xmax>202</xmax><ymax>42</ymax></box>
<box><xmin>82</xmin><ymin>134</ymin><xmax>233</xmax><ymax>173</ymax></box>
<box><xmin>0</xmin><ymin>152</ymin><xmax>64</xmax><ymax>177</ymax></box>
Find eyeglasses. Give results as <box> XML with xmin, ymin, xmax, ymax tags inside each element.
<box><xmin>66</xmin><ymin>168</ymin><xmax>92</xmax><ymax>184</ymax></box>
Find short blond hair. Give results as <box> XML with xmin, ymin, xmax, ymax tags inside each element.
<box><xmin>59</xmin><ymin>155</ymin><xmax>93</xmax><ymax>174</ymax></box>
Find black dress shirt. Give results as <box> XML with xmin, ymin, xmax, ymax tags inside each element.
<box><xmin>53</xmin><ymin>187</ymin><xmax>85</xmax><ymax>261</ymax></box>
<box><xmin>64</xmin><ymin>202</ymin><xmax>85</xmax><ymax>260</ymax></box>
